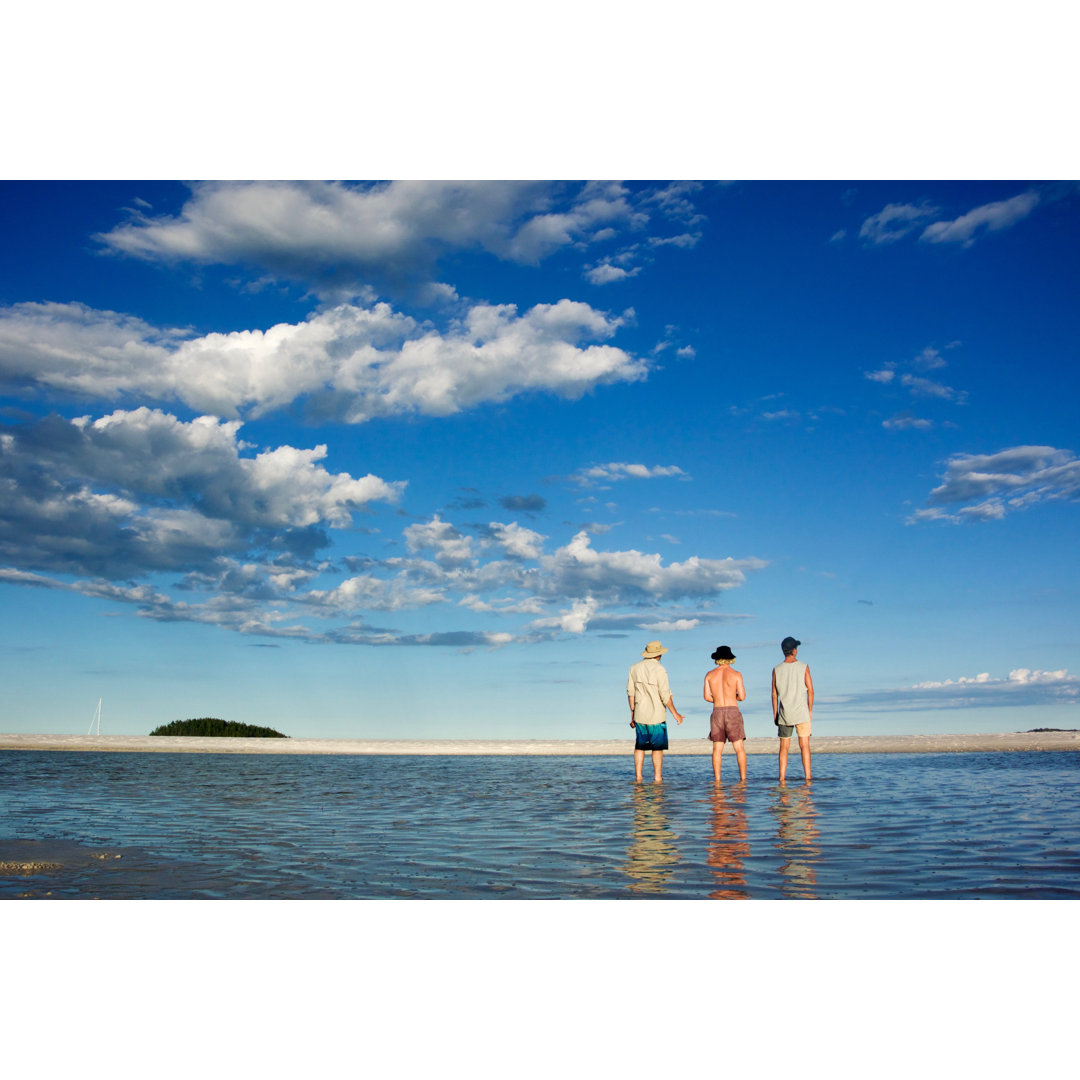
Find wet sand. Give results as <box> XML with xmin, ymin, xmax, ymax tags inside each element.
<box><xmin>1</xmin><ymin>730</ymin><xmax>1077</xmax><ymax>755</ymax></box>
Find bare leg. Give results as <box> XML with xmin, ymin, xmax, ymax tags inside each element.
<box><xmin>652</xmin><ymin>750</ymin><xmax>664</xmax><ymax>781</ymax></box>
<box><xmin>634</xmin><ymin>748</ymin><xmax>645</xmax><ymax>782</ymax></box>
<box><xmin>712</xmin><ymin>740</ymin><xmax>724</xmax><ymax>782</ymax></box>
<box><xmin>732</xmin><ymin>739</ymin><xmax>747</xmax><ymax>782</ymax></box>
<box><xmin>778</xmin><ymin>737</ymin><xmax>790</xmax><ymax>783</ymax></box>
<box><xmin>798</xmin><ymin>735</ymin><xmax>812</xmax><ymax>782</ymax></box>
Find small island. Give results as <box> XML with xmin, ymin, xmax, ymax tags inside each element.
<box><xmin>149</xmin><ymin>718</ymin><xmax>288</xmax><ymax>738</ymax></box>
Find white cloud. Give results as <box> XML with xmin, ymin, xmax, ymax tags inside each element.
<box><xmin>529</xmin><ymin>596</ymin><xmax>599</xmax><ymax>634</ymax></box>
<box><xmin>0</xmin><ymin>408</ymin><xmax>401</xmax><ymax>577</ymax></box>
<box><xmin>912</xmin><ymin>668</ymin><xmax>1077</xmax><ymax>698</ymax></box>
<box><xmin>649</xmin><ymin>233</ymin><xmax>702</xmax><ymax>249</ymax></box>
<box><xmin>304</xmin><ymin>574</ymin><xmax>447</xmax><ymax>612</ymax></box>
<box><xmin>585</xmin><ymin>262</ymin><xmax>640</xmax><ymax>285</ymax></box>
<box><xmin>97</xmin><ymin>181</ymin><xmax>649</xmax><ymax>292</ymax></box>
<box><xmin>404</xmin><ymin>515</ymin><xmax>475</xmax><ymax>567</ymax></box>
<box><xmin>899</xmin><ymin>374</ymin><xmax>964</xmax><ymax>401</ymax></box>
<box><xmin>860</xmin><ymin>202</ymin><xmax>940</xmax><ymax>244</ymax></box>
<box><xmin>910</xmin><ymin>445</ymin><xmax>1080</xmax><ymax>523</ymax></box>
<box><xmin>0</xmin><ymin>298</ymin><xmax>646</xmax><ymax>422</ymax></box>
<box><xmin>572</xmin><ymin>462</ymin><xmax>687</xmax><ymax>485</ymax></box>
<box><xmin>883</xmin><ymin>413</ymin><xmax>933</xmax><ymax>431</ymax></box>
<box><xmin>640</xmin><ymin>618</ymin><xmax>700</xmax><ymax>632</ymax></box>
<box><xmin>868</xmin><ymin>344</ymin><xmax>967</xmax><ymax>424</ymax></box>
<box><xmin>826</xmin><ymin>666</ymin><xmax>1079</xmax><ymax>712</ymax></box>
<box><xmin>536</xmin><ymin>531</ymin><xmax>765</xmax><ymax>604</ymax></box>
<box><xmin>489</xmin><ymin>521</ymin><xmax>545</xmax><ymax>560</ymax></box>
<box><xmin>921</xmin><ymin>191</ymin><xmax>1040</xmax><ymax>246</ymax></box>
<box><xmin>913</xmin><ymin>346</ymin><xmax>947</xmax><ymax>371</ymax></box>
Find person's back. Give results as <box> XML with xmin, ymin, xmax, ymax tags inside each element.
<box><xmin>773</xmin><ymin>659</ymin><xmax>810</xmax><ymax>725</ymax></box>
<box><xmin>705</xmin><ymin>663</ymin><xmax>743</xmax><ymax>707</ymax></box>
<box><xmin>627</xmin><ymin>658</ymin><xmax>672</xmax><ymax>726</ymax></box>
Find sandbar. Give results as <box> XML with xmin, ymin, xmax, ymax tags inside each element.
<box><xmin>0</xmin><ymin>731</ymin><xmax>1077</xmax><ymax>755</ymax></box>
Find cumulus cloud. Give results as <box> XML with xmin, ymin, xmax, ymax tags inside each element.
<box><xmin>921</xmin><ymin>191</ymin><xmax>1040</xmax><ymax>246</ymax></box>
<box><xmin>909</xmin><ymin>445</ymin><xmax>1080</xmax><ymax>523</ymax></box>
<box><xmin>97</xmin><ymin>181</ymin><xmax>651</xmax><ymax>296</ymax></box>
<box><xmin>490</xmin><ymin>521</ymin><xmax>546</xmax><ymax>560</ymax></box>
<box><xmin>0</xmin><ymin>503</ymin><xmax>766</xmax><ymax>647</ymax></box>
<box><xmin>571</xmin><ymin>462</ymin><xmax>687</xmax><ymax>486</ymax></box>
<box><xmin>404</xmin><ymin>515</ymin><xmax>475</xmax><ymax>567</ymax></box>
<box><xmin>535</xmin><ymin>531</ymin><xmax>764</xmax><ymax>605</ymax></box>
<box><xmin>585</xmin><ymin>262</ymin><xmax>640</xmax><ymax>285</ymax></box>
<box><xmin>529</xmin><ymin>597</ymin><xmax>600</xmax><ymax>634</ymax></box>
<box><xmin>0</xmin><ymin>298</ymin><xmax>645</xmax><ymax>422</ymax></box>
<box><xmin>0</xmin><ymin>408</ymin><xmax>402</xmax><ymax>577</ymax></box>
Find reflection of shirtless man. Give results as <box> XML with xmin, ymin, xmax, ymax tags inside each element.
<box><xmin>704</xmin><ymin>646</ymin><xmax>747</xmax><ymax>782</ymax></box>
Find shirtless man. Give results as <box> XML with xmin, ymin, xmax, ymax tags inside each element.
<box><xmin>704</xmin><ymin>646</ymin><xmax>747</xmax><ymax>782</ymax></box>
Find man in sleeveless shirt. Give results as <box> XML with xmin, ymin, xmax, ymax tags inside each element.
<box><xmin>627</xmin><ymin>640</ymin><xmax>684</xmax><ymax>782</ymax></box>
<box><xmin>704</xmin><ymin>645</ymin><xmax>747</xmax><ymax>782</ymax></box>
<box><xmin>772</xmin><ymin>636</ymin><xmax>814</xmax><ymax>782</ymax></box>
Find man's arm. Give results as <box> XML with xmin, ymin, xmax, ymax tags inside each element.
<box><xmin>805</xmin><ymin>665</ymin><xmax>814</xmax><ymax>719</ymax></box>
<box><xmin>703</xmin><ymin>673</ymin><xmax>714</xmax><ymax>703</ymax></box>
<box><xmin>667</xmin><ymin>696</ymin><xmax>684</xmax><ymax>725</ymax></box>
<box><xmin>659</xmin><ymin>667</ymin><xmax>683</xmax><ymax>724</ymax></box>
<box><xmin>771</xmin><ymin>669</ymin><xmax>778</xmax><ymax>720</ymax></box>
<box><xmin>628</xmin><ymin>693</ymin><xmax>635</xmax><ymax>726</ymax></box>
<box><xmin>736</xmin><ymin>671</ymin><xmax>746</xmax><ymax>702</ymax></box>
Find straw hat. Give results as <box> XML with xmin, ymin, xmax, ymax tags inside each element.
<box><xmin>641</xmin><ymin>640</ymin><xmax>668</xmax><ymax>658</ymax></box>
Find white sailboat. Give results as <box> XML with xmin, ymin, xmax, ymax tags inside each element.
<box><xmin>87</xmin><ymin>698</ymin><xmax>101</xmax><ymax>736</ymax></box>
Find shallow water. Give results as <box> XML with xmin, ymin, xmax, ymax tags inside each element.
<box><xmin>1</xmin><ymin>750</ymin><xmax>1078</xmax><ymax>899</ymax></box>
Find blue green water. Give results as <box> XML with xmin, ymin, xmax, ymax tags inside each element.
<box><xmin>1</xmin><ymin>750</ymin><xmax>1078</xmax><ymax>899</ymax></box>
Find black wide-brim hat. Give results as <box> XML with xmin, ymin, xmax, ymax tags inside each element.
<box><xmin>711</xmin><ymin>645</ymin><xmax>736</xmax><ymax>661</ymax></box>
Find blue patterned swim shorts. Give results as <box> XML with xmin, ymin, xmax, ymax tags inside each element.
<box><xmin>634</xmin><ymin>721</ymin><xmax>669</xmax><ymax>751</ymax></box>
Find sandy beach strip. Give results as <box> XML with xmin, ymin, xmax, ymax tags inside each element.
<box><xmin>0</xmin><ymin>730</ymin><xmax>1077</xmax><ymax>756</ymax></box>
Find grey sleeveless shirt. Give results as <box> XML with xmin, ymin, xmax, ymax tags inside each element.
<box><xmin>774</xmin><ymin>660</ymin><xmax>810</xmax><ymax>725</ymax></box>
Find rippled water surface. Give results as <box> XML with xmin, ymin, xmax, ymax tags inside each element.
<box><xmin>2</xmin><ymin>750</ymin><xmax>1078</xmax><ymax>899</ymax></box>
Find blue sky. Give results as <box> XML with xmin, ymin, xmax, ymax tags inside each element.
<box><xmin>1</xmin><ymin>179</ymin><xmax>1078</xmax><ymax>738</ymax></box>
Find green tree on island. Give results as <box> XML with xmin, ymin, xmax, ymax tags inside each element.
<box><xmin>149</xmin><ymin>718</ymin><xmax>288</xmax><ymax>738</ymax></box>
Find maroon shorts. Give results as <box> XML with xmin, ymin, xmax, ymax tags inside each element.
<box><xmin>709</xmin><ymin>706</ymin><xmax>746</xmax><ymax>743</ymax></box>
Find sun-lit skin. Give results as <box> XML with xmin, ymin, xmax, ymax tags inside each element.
<box><xmin>704</xmin><ymin>659</ymin><xmax>747</xmax><ymax>782</ymax></box>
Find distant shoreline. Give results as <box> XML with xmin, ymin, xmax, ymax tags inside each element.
<box><xmin>1</xmin><ymin>731</ymin><xmax>1077</xmax><ymax>756</ymax></box>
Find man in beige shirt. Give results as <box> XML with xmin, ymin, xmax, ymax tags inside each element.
<box><xmin>627</xmin><ymin>640</ymin><xmax>684</xmax><ymax>782</ymax></box>
<box><xmin>704</xmin><ymin>645</ymin><xmax>747</xmax><ymax>782</ymax></box>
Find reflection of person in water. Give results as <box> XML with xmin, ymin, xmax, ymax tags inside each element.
<box><xmin>771</xmin><ymin>782</ymin><xmax>821</xmax><ymax>899</ymax></box>
<box><xmin>623</xmin><ymin>783</ymin><xmax>680</xmax><ymax>894</ymax></box>
<box><xmin>706</xmin><ymin>784</ymin><xmax>751</xmax><ymax>900</ymax></box>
